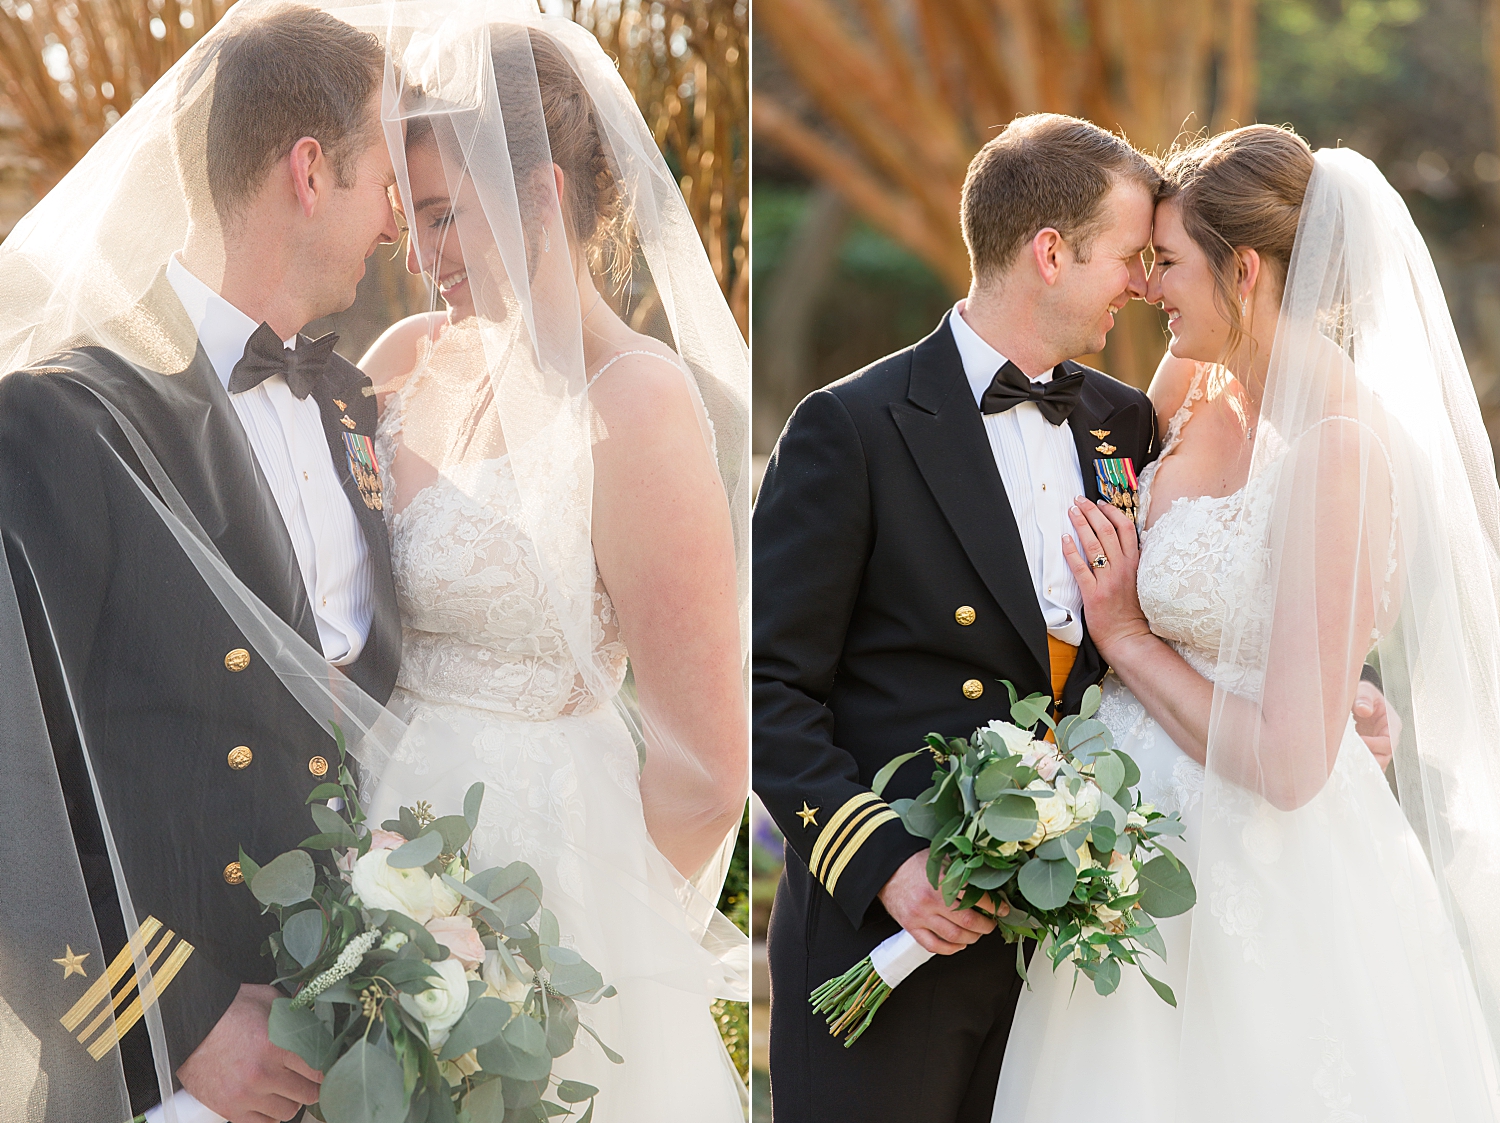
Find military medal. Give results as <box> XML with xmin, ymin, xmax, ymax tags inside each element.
<box><xmin>1095</xmin><ymin>455</ymin><xmax>1139</xmax><ymax>519</ymax></box>
<box><xmin>343</xmin><ymin>432</ymin><xmax>384</xmax><ymax>511</ymax></box>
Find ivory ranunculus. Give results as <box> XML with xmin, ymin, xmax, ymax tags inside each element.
<box><xmin>1030</xmin><ymin>783</ymin><xmax>1072</xmax><ymax>838</ymax></box>
<box><xmin>1070</xmin><ymin>780</ymin><xmax>1102</xmax><ymax>826</ymax></box>
<box><xmin>400</xmin><ymin>957</ymin><xmax>470</xmax><ymax>1049</ymax></box>
<box><xmin>427</xmin><ymin>916</ymin><xmax>486</xmax><ymax>968</ymax></box>
<box><xmin>1126</xmin><ymin>810</ymin><xmax>1149</xmax><ymax>830</ymax></box>
<box><xmin>351</xmin><ymin>850</ymin><xmax>435</xmax><ymax>922</ymax></box>
<box><xmin>1108</xmin><ymin>850</ymin><xmax>1138</xmax><ymax>895</ymax></box>
<box><xmin>430</xmin><ymin>872</ymin><xmax>464</xmax><ymax>918</ymax></box>
<box><xmin>997</xmin><ymin>840</ymin><xmax>1020</xmax><ymax>857</ymax></box>
<box><xmin>482</xmin><ymin>948</ymin><xmax>534</xmax><ymax>1005</ymax></box>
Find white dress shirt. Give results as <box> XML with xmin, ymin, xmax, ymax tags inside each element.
<box><xmin>165</xmin><ymin>255</ymin><xmax>373</xmax><ymax>664</ymax></box>
<box><xmin>949</xmin><ymin>301</ymin><xmax>1085</xmax><ymax>646</ymax></box>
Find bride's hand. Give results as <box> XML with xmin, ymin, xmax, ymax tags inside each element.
<box><xmin>1063</xmin><ymin>496</ymin><xmax>1151</xmax><ymax>660</ymax></box>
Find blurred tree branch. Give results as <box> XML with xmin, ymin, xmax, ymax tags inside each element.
<box><xmin>563</xmin><ymin>0</ymin><xmax>749</xmax><ymax>335</ymax></box>
<box><xmin>0</xmin><ymin>0</ymin><xmax>230</xmax><ymax>192</ymax></box>
<box><xmin>755</xmin><ymin>0</ymin><xmax>1256</xmax><ymax>384</ymax></box>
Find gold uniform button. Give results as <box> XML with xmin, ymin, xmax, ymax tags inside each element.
<box><xmin>227</xmin><ymin>746</ymin><xmax>253</xmax><ymax>770</ymax></box>
<box><xmin>223</xmin><ymin>861</ymin><xmax>244</xmax><ymax>885</ymax></box>
<box><xmin>224</xmin><ymin>648</ymin><xmax>251</xmax><ymax>673</ymax></box>
<box><xmin>962</xmin><ymin>678</ymin><xmax>984</xmax><ymax>699</ymax></box>
<box><xmin>308</xmin><ymin>756</ymin><xmax>330</xmax><ymax>777</ymax></box>
<box><xmin>955</xmin><ymin>606</ymin><xmax>976</xmax><ymax>626</ymax></box>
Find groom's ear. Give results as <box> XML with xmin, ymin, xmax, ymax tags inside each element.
<box><xmin>287</xmin><ymin>137</ymin><xmax>327</xmax><ymax>218</ymax></box>
<box><xmin>1030</xmin><ymin>227</ymin><xmax>1067</xmax><ymax>286</ymax></box>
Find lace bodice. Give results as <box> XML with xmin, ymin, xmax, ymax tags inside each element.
<box><xmin>1134</xmin><ymin>368</ymin><xmax>1278</xmax><ymax>693</ymax></box>
<box><xmin>374</xmin><ymin>369</ymin><xmax>627</xmax><ymax>722</ymax></box>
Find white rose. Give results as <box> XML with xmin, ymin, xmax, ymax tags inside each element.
<box><xmin>996</xmin><ymin>840</ymin><xmax>1020</xmax><ymax>857</ymax></box>
<box><xmin>351</xmin><ymin>850</ymin><xmax>435</xmax><ymax>923</ymax></box>
<box><xmin>440</xmin><ymin>1050</ymin><xmax>481</xmax><ymax>1087</ymax></box>
<box><xmin>1126</xmin><ymin>810</ymin><xmax>1149</xmax><ymax>830</ymax></box>
<box><xmin>1093</xmin><ymin>902</ymin><xmax>1123</xmax><ymax>924</ymax></box>
<box><xmin>1070</xmin><ymin>780</ymin><xmax>1102</xmax><ymax>825</ymax></box>
<box><xmin>430</xmin><ymin>872</ymin><xmax>464</xmax><ymax>918</ymax></box>
<box><xmin>1030</xmin><ymin>783</ymin><xmax>1072</xmax><ymax>838</ymax></box>
<box><xmin>1075</xmin><ymin>842</ymin><xmax>1095</xmax><ymax>870</ymax></box>
<box><xmin>1108</xmin><ymin>850</ymin><xmax>1138</xmax><ymax>895</ymax></box>
<box><xmin>482</xmin><ymin>948</ymin><xmax>534</xmax><ymax>1005</ymax></box>
<box><xmin>399</xmin><ymin>958</ymin><xmax>470</xmax><ymax>1050</ymax></box>
<box><xmin>1021</xmin><ymin>745</ymin><xmax>1063</xmax><ymax>782</ymax></box>
<box><xmin>983</xmin><ymin>720</ymin><xmax>1037</xmax><ymax>756</ymax></box>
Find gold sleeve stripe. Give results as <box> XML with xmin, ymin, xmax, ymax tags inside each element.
<box><xmin>808</xmin><ymin>791</ymin><xmax>880</xmax><ymax>874</ymax></box>
<box><xmin>810</xmin><ymin>798</ymin><xmax>885</xmax><ymax>882</ymax></box>
<box><xmin>825</xmin><ymin>809</ymin><xmax>901</xmax><ymax>894</ymax></box>
<box><xmin>60</xmin><ymin>916</ymin><xmax>162</xmax><ymax>1032</ymax></box>
<box><xmin>76</xmin><ymin>926</ymin><xmax>175</xmax><ymax>1045</ymax></box>
<box><xmin>88</xmin><ymin>938</ymin><xmax>195</xmax><ymax>1060</ymax></box>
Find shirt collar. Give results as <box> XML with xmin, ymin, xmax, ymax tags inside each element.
<box><xmin>949</xmin><ymin>300</ymin><xmax>1052</xmax><ymax>411</ymax></box>
<box><xmin>165</xmin><ymin>254</ymin><xmax>294</xmax><ymax>391</ymax></box>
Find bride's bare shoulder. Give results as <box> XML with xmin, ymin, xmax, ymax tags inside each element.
<box><xmin>1145</xmin><ymin>353</ymin><xmax>1202</xmax><ymax>423</ymax></box>
<box><xmin>359</xmin><ymin>312</ymin><xmax>448</xmax><ymax>398</ymax></box>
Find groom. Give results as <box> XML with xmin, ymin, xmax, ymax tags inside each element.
<box><xmin>0</xmin><ymin>7</ymin><xmax>401</xmax><ymax>1120</ymax></box>
<box><xmin>753</xmin><ymin>114</ymin><xmax>1164</xmax><ymax>1121</ymax></box>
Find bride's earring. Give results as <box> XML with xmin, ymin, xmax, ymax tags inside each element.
<box><xmin>1239</xmin><ymin>293</ymin><xmax>1248</xmax><ymax>318</ymax></box>
<box><xmin>542</xmin><ymin>225</ymin><xmax>551</xmax><ymax>254</ymax></box>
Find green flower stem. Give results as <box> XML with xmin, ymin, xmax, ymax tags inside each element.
<box><xmin>808</xmin><ymin>956</ymin><xmax>893</xmax><ymax>1047</ymax></box>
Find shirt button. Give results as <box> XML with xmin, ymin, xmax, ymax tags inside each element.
<box><xmin>303</xmin><ymin>471</ymin><xmax>309</xmax><ymax>481</ymax></box>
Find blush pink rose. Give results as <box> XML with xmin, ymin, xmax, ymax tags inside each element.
<box><xmin>427</xmin><ymin>915</ymin><xmax>486</xmax><ymax>969</ymax></box>
<box><xmin>369</xmin><ymin>829</ymin><xmax>408</xmax><ymax>851</ymax></box>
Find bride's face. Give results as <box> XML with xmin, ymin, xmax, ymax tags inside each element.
<box><xmin>399</xmin><ymin>137</ymin><xmax>491</xmax><ymax>323</ymax></box>
<box><xmin>1147</xmin><ymin>199</ymin><xmax>1228</xmax><ymax>363</ymax></box>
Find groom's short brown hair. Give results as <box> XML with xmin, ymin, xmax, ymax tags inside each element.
<box><xmin>183</xmin><ymin>4</ymin><xmax>383</xmax><ymax>220</ymax></box>
<box><xmin>961</xmin><ymin>113</ymin><xmax>1161</xmax><ymax>284</ymax></box>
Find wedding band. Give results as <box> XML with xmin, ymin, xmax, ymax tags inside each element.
<box><xmin>1091</xmin><ymin>554</ymin><xmax>1109</xmax><ymax>569</ymax></box>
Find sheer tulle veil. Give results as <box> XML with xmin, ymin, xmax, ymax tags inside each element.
<box><xmin>1175</xmin><ymin>147</ymin><xmax>1500</xmax><ymax>1111</ymax></box>
<box><xmin>0</xmin><ymin>2</ymin><xmax>747</xmax><ymax>1117</ymax></box>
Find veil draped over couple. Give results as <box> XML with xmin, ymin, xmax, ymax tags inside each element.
<box><xmin>755</xmin><ymin>118</ymin><xmax>1500</xmax><ymax>1119</ymax></box>
<box><xmin>0</xmin><ymin>2</ymin><xmax>748</xmax><ymax>1121</ymax></box>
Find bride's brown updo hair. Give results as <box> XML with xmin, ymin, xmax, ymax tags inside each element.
<box><xmin>1160</xmin><ymin>124</ymin><xmax>1315</xmax><ymax>364</ymax></box>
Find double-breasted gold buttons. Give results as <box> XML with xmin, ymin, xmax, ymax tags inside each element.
<box><xmin>223</xmin><ymin>861</ymin><xmax>244</xmax><ymax>885</ymax></box>
<box><xmin>308</xmin><ymin>756</ymin><xmax>330</xmax><ymax>777</ymax></box>
<box><xmin>955</xmin><ymin>606</ymin><xmax>976</xmax><ymax>626</ymax></box>
<box><xmin>225</xmin><ymin>649</ymin><xmax>251</xmax><ymax>673</ymax></box>
<box><xmin>963</xmin><ymin>679</ymin><xmax>984</xmax><ymax>699</ymax></box>
<box><xmin>227</xmin><ymin>746</ymin><xmax>253</xmax><ymax>770</ymax></box>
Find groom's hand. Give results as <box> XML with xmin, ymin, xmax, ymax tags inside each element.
<box><xmin>1354</xmin><ymin>680</ymin><xmax>1400</xmax><ymax>773</ymax></box>
<box><xmin>177</xmin><ymin>983</ymin><xmax>322</xmax><ymax>1123</ymax></box>
<box><xmin>878</xmin><ymin>850</ymin><xmax>1006</xmax><ymax>955</ymax></box>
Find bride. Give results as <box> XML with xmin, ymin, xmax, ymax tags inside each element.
<box><xmin>356</xmin><ymin>13</ymin><xmax>750</xmax><ymax>1120</ymax></box>
<box><xmin>994</xmin><ymin>126</ymin><xmax>1500</xmax><ymax>1119</ymax></box>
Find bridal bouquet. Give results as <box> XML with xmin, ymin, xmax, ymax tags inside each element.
<box><xmin>239</xmin><ymin>727</ymin><xmax>619</xmax><ymax>1123</ymax></box>
<box><xmin>810</xmin><ymin>685</ymin><xmax>1196</xmax><ymax>1046</ymax></box>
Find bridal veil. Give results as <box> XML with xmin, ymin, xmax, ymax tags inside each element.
<box><xmin>0</xmin><ymin>2</ymin><xmax>748</xmax><ymax>1117</ymax></box>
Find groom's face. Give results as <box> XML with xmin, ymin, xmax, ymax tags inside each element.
<box><xmin>1049</xmin><ymin>180</ymin><xmax>1154</xmax><ymax>356</ymax></box>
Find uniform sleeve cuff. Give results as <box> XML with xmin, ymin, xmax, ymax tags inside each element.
<box><xmin>807</xmin><ymin>792</ymin><xmax>927</xmax><ymax>928</ymax></box>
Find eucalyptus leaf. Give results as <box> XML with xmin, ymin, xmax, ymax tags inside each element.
<box><xmin>269</xmin><ymin>997</ymin><xmax>333</xmax><ymax>1072</ymax></box>
<box><xmin>1033</xmin><ymin>837</ymin><xmax>1069</xmax><ymax>861</ymax></box>
<box><xmin>981</xmin><ymin>793</ymin><xmax>1040</xmax><ymax>843</ymax></box>
<box><xmin>282</xmin><ymin>907</ymin><xmax>326</xmax><ymax>968</ymax></box>
<box><xmin>964</xmin><ymin>864</ymin><xmax>1015</xmax><ymax>891</ymax></box>
<box><xmin>1090</xmin><ymin>751</ymin><xmax>1126</xmax><ymax>799</ymax></box>
<box><xmin>428</xmin><ymin>814</ymin><xmax>472</xmax><ymax>855</ymax></box>
<box><xmin>461</xmin><ymin>1075</ymin><xmax>508</xmax><ymax>1122</ymax></box>
<box><xmin>1066</xmin><ymin>719</ymin><xmax>1111</xmax><ymax>759</ymax></box>
<box><xmin>1079</xmin><ymin>683</ymin><xmax>1102</xmax><ymax>720</ymax></box>
<box><xmin>1135</xmin><ymin>917</ymin><xmax>1167</xmax><ymax>962</ymax></box>
<box><xmin>544</xmin><ymin>995</ymin><xmax>579</xmax><ymax>1057</ymax></box>
<box><xmin>504</xmin><ymin>1012</ymin><xmax>549</xmax><ymax>1056</ymax></box>
<box><xmin>901</xmin><ymin>797</ymin><xmax>940</xmax><ymax>840</ymax></box>
<box><xmin>1017</xmin><ymin>857</ymin><xmax>1077</xmax><ymax>911</ymax></box>
<box><xmin>538</xmin><ymin>908</ymin><xmax>560</xmax><ymax>948</ymax></box>
<box><xmin>555</xmin><ymin>1081</ymin><xmax>599</xmax><ymax>1105</ymax></box>
<box><xmin>1139</xmin><ymin>965</ymin><xmax>1178</xmax><ymax>1006</ymax></box>
<box><xmin>488</xmin><ymin>863</ymin><xmax>545</xmax><ymax>926</ymax></box>
<box><xmin>579</xmin><ymin>1021</ymin><xmax>624</xmax><ymax>1064</ymax></box>
<box><xmin>973</xmin><ymin>760</ymin><xmax>1020</xmax><ymax>803</ymax></box>
<box><xmin>236</xmin><ymin>848</ymin><xmax>262</xmax><ymax>890</ymax></box>
<box><xmin>306</xmin><ymin>782</ymin><xmax>346</xmax><ymax>804</ymax></box>
<box><xmin>1138</xmin><ymin>854</ymin><xmax>1197</xmax><ymax>917</ymax></box>
<box><xmin>1091</xmin><ymin>956</ymin><xmax>1121</xmax><ymax>996</ymax></box>
<box><xmin>464</xmin><ymin>781</ymin><xmax>486</xmax><ymax>830</ymax></box>
<box><xmin>439</xmin><ymin>997</ymin><xmax>511</xmax><ymax>1060</ymax></box>
<box><xmin>318</xmin><ymin>1039</ymin><xmax>407</xmax><ymax>1123</ymax></box>
<box><xmin>310</xmin><ymin>803</ymin><xmax>350</xmax><ymax>837</ymax></box>
<box><xmin>387</xmin><ymin>831</ymin><xmax>444</xmax><ymax>869</ymax></box>
<box><xmin>475</xmin><ymin>1029</ymin><xmax>551</xmax><ymax>1081</ymax></box>
<box><xmin>251</xmin><ymin>850</ymin><xmax>315</xmax><ymax>909</ymax></box>
<box><xmin>871</xmin><ymin>750</ymin><xmax>924</xmax><ymax>797</ymax></box>
<box><xmin>1116</xmin><ymin>748</ymin><xmax>1142</xmax><ymax>790</ymax></box>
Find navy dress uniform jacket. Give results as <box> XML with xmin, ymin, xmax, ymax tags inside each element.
<box><xmin>752</xmin><ymin>312</ymin><xmax>1157</xmax><ymax>1122</ymax></box>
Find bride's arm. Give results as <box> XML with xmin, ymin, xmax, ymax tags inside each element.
<box><xmin>588</xmin><ymin>352</ymin><xmax>748</xmax><ymax>878</ymax></box>
<box><xmin>1066</xmin><ymin>419</ymin><xmax>1389</xmax><ymax>810</ymax></box>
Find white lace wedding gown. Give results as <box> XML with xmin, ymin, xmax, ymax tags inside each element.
<box><xmin>364</xmin><ymin>356</ymin><xmax>745</xmax><ymax>1122</ymax></box>
<box><xmin>993</xmin><ymin>370</ymin><xmax>1500</xmax><ymax>1121</ymax></box>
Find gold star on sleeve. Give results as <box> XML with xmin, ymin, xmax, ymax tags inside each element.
<box><xmin>796</xmin><ymin>802</ymin><xmax>820</xmax><ymax>828</ymax></box>
<box><xmin>54</xmin><ymin>946</ymin><xmax>89</xmax><ymax>979</ymax></box>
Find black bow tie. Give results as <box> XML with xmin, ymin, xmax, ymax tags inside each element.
<box><xmin>980</xmin><ymin>360</ymin><xmax>1085</xmax><ymax>425</ymax></box>
<box><xmin>227</xmin><ymin>322</ymin><xmax>340</xmax><ymax>400</ymax></box>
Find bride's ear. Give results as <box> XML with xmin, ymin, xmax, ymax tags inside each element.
<box><xmin>1235</xmin><ymin>247</ymin><xmax>1262</xmax><ymax>302</ymax></box>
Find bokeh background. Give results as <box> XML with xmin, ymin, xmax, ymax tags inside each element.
<box><xmin>0</xmin><ymin>0</ymin><xmax>749</xmax><ymax>1088</ymax></box>
<box><xmin>750</xmin><ymin>0</ymin><xmax>1500</xmax><ymax>1115</ymax></box>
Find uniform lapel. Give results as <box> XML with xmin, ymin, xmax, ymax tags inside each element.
<box><xmin>1067</xmin><ymin>366</ymin><xmax>1112</xmax><ymax>504</ymax></box>
<box><xmin>308</xmin><ymin>359</ymin><xmax>401</xmax><ymax>702</ymax></box>
<box><xmin>890</xmin><ymin>313</ymin><xmax>1050</xmax><ymax>682</ymax></box>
